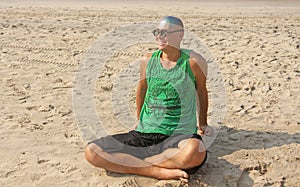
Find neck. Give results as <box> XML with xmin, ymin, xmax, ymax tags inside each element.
<box><xmin>161</xmin><ymin>47</ymin><xmax>181</xmax><ymax>62</ymax></box>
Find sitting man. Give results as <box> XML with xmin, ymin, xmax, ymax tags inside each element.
<box><xmin>85</xmin><ymin>16</ymin><xmax>213</xmax><ymax>182</ymax></box>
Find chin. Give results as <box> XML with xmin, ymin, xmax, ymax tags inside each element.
<box><xmin>158</xmin><ymin>46</ymin><xmax>165</xmax><ymax>50</ymax></box>
<box><xmin>158</xmin><ymin>44</ymin><xmax>168</xmax><ymax>50</ymax></box>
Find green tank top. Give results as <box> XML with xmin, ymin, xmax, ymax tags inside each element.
<box><xmin>136</xmin><ymin>49</ymin><xmax>198</xmax><ymax>135</ymax></box>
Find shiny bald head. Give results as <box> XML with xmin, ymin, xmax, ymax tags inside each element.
<box><xmin>160</xmin><ymin>16</ymin><xmax>184</xmax><ymax>29</ymax></box>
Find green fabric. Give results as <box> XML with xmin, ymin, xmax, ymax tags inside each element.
<box><xmin>136</xmin><ymin>49</ymin><xmax>198</xmax><ymax>135</ymax></box>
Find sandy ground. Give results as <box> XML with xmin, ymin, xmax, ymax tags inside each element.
<box><xmin>0</xmin><ymin>1</ymin><xmax>300</xmax><ymax>186</ymax></box>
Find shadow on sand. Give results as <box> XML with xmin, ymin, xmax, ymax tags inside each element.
<box><xmin>191</xmin><ymin>126</ymin><xmax>300</xmax><ymax>187</ymax></box>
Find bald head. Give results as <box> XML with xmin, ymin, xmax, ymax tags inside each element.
<box><xmin>160</xmin><ymin>16</ymin><xmax>184</xmax><ymax>29</ymax></box>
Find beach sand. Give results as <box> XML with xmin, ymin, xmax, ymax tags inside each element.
<box><xmin>0</xmin><ymin>0</ymin><xmax>299</xmax><ymax>186</ymax></box>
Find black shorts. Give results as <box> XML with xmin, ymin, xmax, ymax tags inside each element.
<box><xmin>88</xmin><ymin>130</ymin><xmax>207</xmax><ymax>174</ymax></box>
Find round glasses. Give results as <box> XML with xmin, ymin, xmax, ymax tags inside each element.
<box><xmin>152</xmin><ymin>29</ymin><xmax>184</xmax><ymax>38</ymax></box>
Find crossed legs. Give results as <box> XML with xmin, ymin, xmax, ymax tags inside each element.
<box><xmin>85</xmin><ymin>137</ymin><xmax>206</xmax><ymax>182</ymax></box>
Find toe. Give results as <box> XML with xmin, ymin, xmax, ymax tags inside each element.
<box><xmin>180</xmin><ymin>177</ymin><xmax>189</xmax><ymax>183</ymax></box>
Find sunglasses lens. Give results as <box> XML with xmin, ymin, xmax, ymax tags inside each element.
<box><xmin>152</xmin><ymin>29</ymin><xmax>159</xmax><ymax>37</ymax></box>
<box><xmin>160</xmin><ymin>30</ymin><xmax>166</xmax><ymax>37</ymax></box>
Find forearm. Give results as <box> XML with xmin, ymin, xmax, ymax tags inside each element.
<box><xmin>197</xmin><ymin>88</ymin><xmax>208</xmax><ymax>126</ymax></box>
<box><xmin>136</xmin><ymin>83</ymin><xmax>147</xmax><ymax>120</ymax></box>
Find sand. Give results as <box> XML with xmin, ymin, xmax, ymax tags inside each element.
<box><xmin>0</xmin><ymin>0</ymin><xmax>299</xmax><ymax>186</ymax></box>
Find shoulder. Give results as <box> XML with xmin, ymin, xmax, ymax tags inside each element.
<box><xmin>189</xmin><ymin>50</ymin><xmax>207</xmax><ymax>77</ymax></box>
<box><xmin>140</xmin><ymin>52</ymin><xmax>152</xmax><ymax>69</ymax></box>
<box><xmin>142</xmin><ymin>52</ymin><xmax>153</xmax><ymax>62</ymax></box>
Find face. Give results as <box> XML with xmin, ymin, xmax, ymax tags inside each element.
<box><xmin>153</xmin><ymin>20</ymin><xmax>183</xmax><ymax>51</ymax></box>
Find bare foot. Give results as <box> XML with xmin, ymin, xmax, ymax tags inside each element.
<box><xmin>155</xmin><ymin>168</ymin><xmax>189</xmax><ymax>182</ymax></box>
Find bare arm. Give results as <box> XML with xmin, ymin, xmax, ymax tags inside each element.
<box><xmin>136</xmin><ymin>53</ymin><xmax>151</xmax><ymax>120</ymax></box>
<box><xmin>190</xmin><ymin>51</ymin><xmax>208</xmax><ymax>134</ymax></box>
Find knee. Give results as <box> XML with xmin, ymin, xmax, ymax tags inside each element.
<box><xmin>179</xmin><ymin>150</ymin><xmax>206</xmax><ymax>168</ymax></box>
<box><xmin>85</xmin><ymin>145</ymin><xmax>100</xmax><ymax>166</ymax></box>
<box><xmin>178</xmin><ymin>143</ymin><xmax>207</xmax><ymax>167</ymax></box>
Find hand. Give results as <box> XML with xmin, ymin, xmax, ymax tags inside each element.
<box><xmin>199</xmin><ymin>125</ymin><xmax>215</xmax><ymax>136</ymax></box>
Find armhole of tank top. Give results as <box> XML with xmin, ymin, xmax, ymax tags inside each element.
<box><xmin>146</xmin><ymin>50</ymin><xmax>160</xmax><ymax>75</ymax></box>
<box><xmin>185</xmin><ymin>50</ymin><xmax>196</xmax><ymax>84</ymax></box>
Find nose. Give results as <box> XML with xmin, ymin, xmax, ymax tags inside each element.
<box><xmin>155</xmin><ymin>34</ymin><xmax>161</xmax><ymax>41</ymax></box>
<box><xmin>156</xmin><ymin>36</ymin><xmax>165</xmax><ymax>43</ymax></box>
<box><xmin>156</xmin><ymin>35</ymin><xmax>161</xmax><ymax>41</ymax></box>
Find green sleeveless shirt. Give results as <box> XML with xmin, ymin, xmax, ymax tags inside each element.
<box><xmin>136</xmin><ymin>49</ymin><xmax>198</xmax><ymax>135</ymax></box>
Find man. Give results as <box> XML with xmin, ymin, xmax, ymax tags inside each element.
<box><xmin>85</xmin><ymin>16</ymin><xmax>214</xmax><ymax>182</ymax></box>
